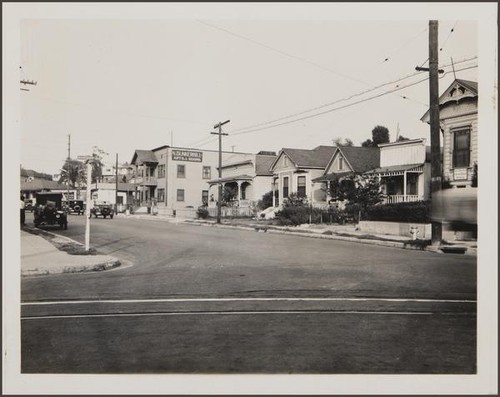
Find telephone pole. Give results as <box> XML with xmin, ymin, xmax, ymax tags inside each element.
<box><xmin>211</xmin><ymin>120</ymin><xmax>230</xmax><ymax>224</ymax></box>
<box><xmin>415</xmin><ymin>21</ymin><xmax>442</xmax><ymax>244</ymax></box>
<box><xmin>415</xmin><ymin>20</ymin><xmax>443</xmax><ymax>245</ymax></box>
<box><xmin>66</xmin><ymin>134</ymin><xmax>71</xmax><ymax>200</ymax></box>
<box><xmin>115</xmin><ymin>153</ymin><xmax>119</xmax><ymax>214</ymax></box>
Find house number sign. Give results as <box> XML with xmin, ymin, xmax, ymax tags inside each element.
<box><xmin>172</xmin><ymin>150</ymin><xmax>203</xmax><ymax>162</ymax></box>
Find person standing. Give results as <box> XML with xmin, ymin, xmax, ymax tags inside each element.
<box><xmin>20</xmin><ymin>195</ymin><xmax>26</xmax><ymax>227</ymax></box>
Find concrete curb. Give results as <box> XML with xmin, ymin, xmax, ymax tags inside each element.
<box><xmin>21</xmin><ymin>259</ymin><xmax>121</xmax><ymax>277</ymax></box>
<box><xmin>22</xmin><ymin>226</ymin><xmax>122</xmax><ymax>276</ymax></box>
<box><xmin>122</xmin><ymin>216</ymin><xmax>477</xmax><ymax>256</ymax></box>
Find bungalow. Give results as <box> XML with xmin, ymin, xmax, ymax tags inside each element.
<box><xmin>20</xmin><ymin>176</ymin><xmax>72</xmax><ymax>202</ymax></box>
<box><xmin>312</xmin><ymin>146</ymin><xmax>380</xmax><ymax>205</ymax></box>
<box><xmin>269</xmin><ymin>145</ymin><xmax>337</xmax><ymax>207</ymax></box>
<box><xmin>421</xmin><ymin>79</ymin><xmax>478</xmax><ymax>188</ymax></box>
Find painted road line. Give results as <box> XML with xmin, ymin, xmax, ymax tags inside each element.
<box><xmin>21</xmin><ymin>297</ymin><xmax>476</xmax><ymax>306</ymax></box>
<box><xmin>21</xmin><ymin>310</ymin><xmax>442</xmax><ymax>320</ymax></box>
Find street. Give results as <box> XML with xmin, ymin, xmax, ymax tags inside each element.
<box><xmin>21</xmin><ymin>213</ymin><xmax>477</xmax><ymax>373</ymax></box>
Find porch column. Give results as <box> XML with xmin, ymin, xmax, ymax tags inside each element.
<box><xmin>326</xmin><ymin>181</ymin><xmax>331</xmax><ymax>202</ymax></box>
<box><xmin>237</xmin><ymin>181</ymin><xmax>242</xmax><ymax>199</ymax></box>
<box><xmin>272</xmin><ymin>180</ymin><xmax>276</xmax><ymax>207</ymax></box>
<box><xmin>403</xmin><ymin>171</ymin><xmax>407</xmax><ymax>201</ymax></box>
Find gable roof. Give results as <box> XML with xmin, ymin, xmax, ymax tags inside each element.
<box><xmin>271</xmin><ymin>145</ymin><xmax>336</xmax><ymax>170</ymax></box>
<box><xmin>421</xmin><ymin>79</ymin><xmax>478</xmax><ymax>122</ymax></box>
<box><xmin>329</xmin><ymin>146</ymin><xmax>380</xmax><ymax>174</ymax></box>
<box><xmin>131</xmin><ymin>150</ymin><xmax>158</xmax><ymax>165</ymax></box>
<box><xmin>255</xmin><ymin>154</ymin><xmax>277</xmax><ymax>176</ymax></box>
<box><xmin>21</xmin><ymin>177</ymin><xmax>68</xmax><ymax>192</ymax></box>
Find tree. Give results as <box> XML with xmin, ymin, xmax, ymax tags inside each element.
<box><xmin>343</xmin><ymin>173</ymin><xmax>384</xmax><ymax>221</ymax></box>
<box><xmin>361</xmin><ymin>125</ymin><xmax>390</xmax><ymax>147</ymax></box>
<box><xmin>221</xmin><ymin>185</ymin><xmax>237</xmax><ymax>206</ymax></box>
<box><xmin>91</xmin><ymin>146</ymin><xmax>108</xmax><ymax>183</ymax></box>
<box><xmin>333</xmin><ymin>137</ymin><xmax>354</xmax><ymax>147</ymax></box>
<box><xmin>59</xmin><ymin>159</ymin><xmax>85</xmax><ymax>188</ymax></box>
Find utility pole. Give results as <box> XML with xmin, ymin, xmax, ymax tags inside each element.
<box><xmin>66</xmin><ymin>134</ymin><xmax>71</xmax><ymax>200</ymax></box>
<box><xmin>115</xmin><ymin>153</ymin><xmax>119</xmax><ymax>214</ymax></box>
<box><xmin>211</xmin><ymin>120</ymin><xmax>230</xmax><ymax>224</ymax></box>
<box><xmin>417</xmin><ymin>21</ymin><xmax>442</xmax><ymax>245</ymax></box>
<box><xmin>78</xmin><ymin>155</ymin><xmax>94</xmax><ymax>251</ymax></box>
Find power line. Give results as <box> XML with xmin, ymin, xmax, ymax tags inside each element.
<box><xmin>229</xmin><ymin>64</ymin><xmax>477</xmax><ymax>137</ymax></box>
<box><xmin>196</xmin><ymin>20</ymin><xmax>369</xmax><ymax>87</ymax></box>
<box><xmin>382</xmin><ymin>26</ymin><xmax>428</xmax><ymax>63</ymax></box>
<box><xmin>229</xmin><ymin>57</ymin><xmax>476</xmax><ymax>134</ymax></box>
<box><xmin>440</xmin><ymin>21</ymin><xmax>458</xmax><ymax>52</ymax></box>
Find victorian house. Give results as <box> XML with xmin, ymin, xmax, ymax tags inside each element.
<box><xmin>312</xmin><ymin>146</ymin><xmax>380</xmax><ymax>205</ymax></box>
<box><xmin>269</xmin><ymin>146</ymin><xmax>337</xmax><ymax>207</ymax></box>
<box><xmin>421</xmin><ymin>79</ymin><xmax>478</xmax><ymax>188</ymax></box>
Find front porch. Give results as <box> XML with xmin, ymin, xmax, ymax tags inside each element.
<box><xmin>372</xmin><ymin>164</ymin><xmax>427</xmax><ymax>205</ymax></box>
<box><xmin>207</xmin><ymin>175</ymin><xmax>254</xmax><ymax>208</ymax></box>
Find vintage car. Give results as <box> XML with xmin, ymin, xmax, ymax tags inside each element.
<box><xmin>63</xmin><ymin>200</ymin><xmax>85</xmax><ymax>215</ymax></box>
<box><xmin>34</xmin><ymin>192</ymin><xmax>68</xmax><ymax>230</ymax></box>
<box><xmin>90</xmin><ymin>201</ymin><xmax>114</xmax><ymax>219</ymax></box>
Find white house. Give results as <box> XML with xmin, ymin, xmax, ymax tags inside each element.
<box><xmin>421</xmin><ymin>79</ymin><xmax>478</xmax><ymax>188</ymax></box>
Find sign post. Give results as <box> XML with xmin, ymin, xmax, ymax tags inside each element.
<box><xmin>78</xmin><ymin>155</ymin><xmax>93</xmax><ymax>251</ymax></box>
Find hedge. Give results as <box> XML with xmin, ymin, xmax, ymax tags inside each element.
<box><xmin>363</xmin><ymin>201</ymin><xmax>431</xmax><ymax>223</ymax></box>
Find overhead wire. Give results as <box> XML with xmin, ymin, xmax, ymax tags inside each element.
<box><xmin>229</xmin><ymin>57</ymin><xmax>476</xmax><ymax>135</ymax></box>
<box><xmin>228</xmin><ymin>64</ymin><xmax>477</xmax><ymax>137</ymax></box>
<box><xmin>381</xmin><ymin>26</ymin><xmax>428</xmax><ymax>63</ymax></box>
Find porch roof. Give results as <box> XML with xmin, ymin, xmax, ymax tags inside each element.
<box><xmin>368</xmin><ymin>163</ymin><xmax>424</xmax><ymax>176</ymax></box>
<box><xmin>207</xmin><ymin>174</ymin><xmax>253</xmax><ymax>185</ymax></box>
<box><xmin>312</xmin><ymin>171</ymin><xmax>354</xmax><ymax>182</ymax></box>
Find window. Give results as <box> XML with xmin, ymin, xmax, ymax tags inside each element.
<box><xmin>177</xmin><ymin>164</ymin><xmax>185</xmax><ymax>178</ymax></box>
<box><xmin>338</xmin><ymin>157</ymin><xmax>344</xmax><ymax>171</ymax></box>
<box><xmin>202</xmin><ymin>166</ymin><xmax>211</xmax><ymax>179</ymax></box>
<box><xmin>453</xmin><ymin>128</ymin><xmax>471</xmax><ymax>168</ymax></box>
<box><xmin>157</xmin><ymin>165</ymin><xmax>166</xmax><ymax>178</ymax></box>
<box><xmin>176</xmin><ymin>189</ymin><xmax>185</xmax><ymax>202</ymax></box>
<box><xmin>283</xmin><ymin>176</ymin><xmax>289</xmax><ymax>198</ymax></box>
<box><xmin>202</xmin><ymin>190</ymin><xmax>209</xmax><ymax>205</ymax></box>
<box><xmin>157</xmin><ymin>188</ymin><xmax>165</xmax><ymax>202</ymax></box>
<box><xmin>297</xmin><ymin>176</ymin><xmax>306</xmax><ymax>197</ymax></box>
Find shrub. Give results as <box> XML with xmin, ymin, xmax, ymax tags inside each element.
<box><xmin>257</xmin><ymin>190</ymin><xmax>274</xmax><ymax>210</ymax></box>
<box><xmin>196</xmin><ymin>206</ymin><xmax>209</xmax><ymax>219</ymax></box>
<box><xmin>363</xmin><ymin>201</ymin><xmax>431</xmax><ymax>223</ymax></box>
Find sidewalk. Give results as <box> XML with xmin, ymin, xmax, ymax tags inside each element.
<box><xmin>21</xmin><ymin>229</ymin><xmax>121</xmax><ymax>277</ymax></box>
<box><xmin>125</xmin><ymin>213</ymin><xmax>477</xmax><ymax>256</ymax></box>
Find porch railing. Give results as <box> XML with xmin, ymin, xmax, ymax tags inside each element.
<box><xmin>385</xmin><ymin>195</ymin><xmax>423</xmax><ymax>204</ymax></box>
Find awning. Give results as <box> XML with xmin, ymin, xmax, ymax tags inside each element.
<box><xmin>367</xmin><ymin>164</ymin><xmax>424</xmax><ymax>177</ymax></box>
<box><xmin>207</xmin><ymin>174</ymin><xmax>253</xmax><ymax>185</ymax></box>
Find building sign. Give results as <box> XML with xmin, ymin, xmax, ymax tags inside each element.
<box><xmin>453</xmin><ymin>168</ymin><xmax>468</xmax><ymax>181</ymax></box>
<box><xmin>172</xmin><ymin>150</ymin><xmax>203</xmax><ymax>162</ymax></box>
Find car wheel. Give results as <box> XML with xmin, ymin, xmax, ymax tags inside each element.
<box><xmin>110</xmin><ymin>214</ymin><xmax>113</xmax><ymax>219</ymax></box>
<box><xmin>103</xmin><ymin>215</ymin><xmax>107</xmax><ymax>219</ymax></box>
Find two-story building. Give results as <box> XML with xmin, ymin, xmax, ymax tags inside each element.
<box><xmin>421</xmin><ymin>79</ymin><xmax>478</xmax><ymax>188</ymax></box>
<box><xmin>130</xmin><ymin>146</ymin><xmax>274</xmax><ymax>216</ymax></box>
<box><xmin>367</xmin><ymin>139</ymin><xmax>431</xmax><ymax>204</ymax></box>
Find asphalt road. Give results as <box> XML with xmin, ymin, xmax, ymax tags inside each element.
<box><xmin>21</xmin><ymin>213</ymin><xmax>477</xmax><ymax>374</ymax></box>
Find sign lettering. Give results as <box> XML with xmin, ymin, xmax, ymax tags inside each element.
<box><xmin>172</xmin><ymin>150</ymin><xmax>203</xmax><ymax>162</ymax></box>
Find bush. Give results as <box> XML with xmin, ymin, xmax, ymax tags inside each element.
<box><xmin>363</xmin><ymin>201</ymin><xmax>431</xmax><ymax>223</ymax></box>
<box><xmin>257</xmin><ymin>190</ymin><xmax>274</xmax><ymax>210</ymax></box>
<box><xmin>196</xmin><ymin>206</ymin><xmax>209</xmax><ymax>219</ymax></box>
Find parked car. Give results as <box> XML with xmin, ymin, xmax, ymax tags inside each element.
<box><xmin>91</xmin><ymin>201</ymin><xmax>114</xmax><ymax>219</ymax></box>
<box><xmin>63</xmin><ymin>200</ymin><xmax>85</xmax><ymax>215</ymax></box>
<box><xmin>34</xmin><ymin>192</ymin><xmax>68</xmax><ymax>230</ymax></box>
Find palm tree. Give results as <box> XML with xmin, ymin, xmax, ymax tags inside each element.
<box><xmin>59</xmin><ymin>159</ymin><xmax>86</xmax><ymax>189</ymax></box>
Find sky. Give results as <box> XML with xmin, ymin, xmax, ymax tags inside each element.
<box><xmin>12</xmin><ymin>5</ymin><xmax>484</xmax><ymax>175</ymax></box>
